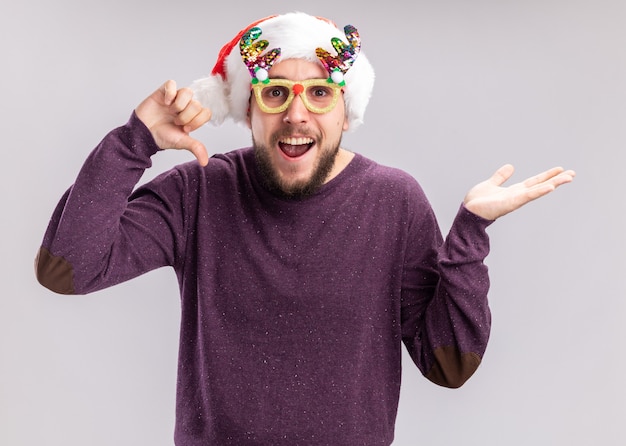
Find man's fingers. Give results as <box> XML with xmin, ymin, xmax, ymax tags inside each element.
<box><xmin>170</xmin><ymin>87</ymin><xmax>195</xmax><ymax>113</ymax></box>
<box><xmin>521</xmin><ymin>169</ymin><xmax>576</xmax><ymax>202</ymax></box>
<box><xmin>183</xmin><ymin>107</ymin><xmax>212</xmax><ymax>132</ymax></box>
<box><xmin>175</xmin><ymin>99</ymin><xmax>209</xmax><ymax>127</ymax></box>
<box><xmin>555</xmin><ymin>169</ymin><xmax>576</xmax><ymax>185</ymax></box>
<box><xmin>170</xmin><ymin>88</ymin><xmax>212</xmax><ymax>131</ymax></box>
<box><xmin>523</xmin><ymin>166</ymin><xmax>561</xmax><ymax>187</ymax></box>
<box><xmin>524</xmin><ymin>182</ymin><xmax>557</xmax><ymax>202</ymax></box>
<box><xmin>162</xmin><ymin>80</ymin><xmax>178</xmax><ymax>106</ymax></box>
<box><xmin>542</xmin><ymin>170</ymin><xmax>576</xmax><ymax>191</ymax></box>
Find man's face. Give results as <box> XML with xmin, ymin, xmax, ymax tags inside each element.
<box><xmin>247</xmin><ymin>59</ymin><xmax>350</xmax><ymax>197</ymax></box>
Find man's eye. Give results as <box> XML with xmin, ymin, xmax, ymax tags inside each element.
<box><xmin>312</xmin><ymin>88</ymin><xmax>329</xmax><ymax>97</ymax></box>
<box><xmin>263</xmin><ymin>86</ymin><xmax>288</xmax><ymax>100</ymax></box>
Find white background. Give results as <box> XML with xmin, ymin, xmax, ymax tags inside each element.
<box><xmin>1</xmin><ymin>0</ymin><xmax>624</xmax><ymax>445</ymax></box>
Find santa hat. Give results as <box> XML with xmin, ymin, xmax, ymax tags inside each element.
<box><xmin>190</xmin><ymin>12</ymin><xmax>375</xmax><ymax>130</ymax></box>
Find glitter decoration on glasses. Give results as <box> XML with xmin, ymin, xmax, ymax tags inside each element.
<box><xmin>315</xmin><ymin>25</ymin><xmax>361</xmax><ymax>86</ymax></box>
<box><xmin>239</xmin><ymin>27</ymin><xmax>281</xmax><ymax>84</ymax></box>
<box><xmin>239</xmin><ymin>24</ymin><xmax>361</xmax><ymax>86</ymax></box>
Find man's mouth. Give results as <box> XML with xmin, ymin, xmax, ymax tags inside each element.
<box><xmin>278</xmin><ymin>137</ymin><xmax>314</xmax><ymax>158</ymax></box>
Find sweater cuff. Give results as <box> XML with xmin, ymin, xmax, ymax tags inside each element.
<box><xmin>458</xmin><ymin>203</ymin><xmax>495</xmax><ymax>228</ymax></box>
<box><xmin>444</xmin><ymin>203</ymin><xmax>494</xmax><ymax>262</ymax></box>
<box><xmin>123</xmin><ymin>111</ymin><xmax>161</xmax><ymax>159</ymax></box>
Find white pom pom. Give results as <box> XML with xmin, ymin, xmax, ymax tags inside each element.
<box><xmin>331</xmin><ymin>70</ymin><xmax>344</xmax><ymax>84</ymax></box>
<box><xmin>256</xmin><ymin>68</ymin><xmax>269</xmax><ymax>82</ymax></box>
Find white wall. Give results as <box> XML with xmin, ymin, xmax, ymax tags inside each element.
<box><xmin>1</xmin><ymin>0</ymin><xmax>624</xmax><ymax>445</ymax></box>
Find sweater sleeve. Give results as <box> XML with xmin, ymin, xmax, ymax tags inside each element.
<box><xmin>35</xmin><ymin>112</ymin><xmax>186</xmax><ymax>295</ymax></box>
<box><xmin>401</xmin><ymin>203</ymin><xmax>493</xmax><ymax>388</ymax></box>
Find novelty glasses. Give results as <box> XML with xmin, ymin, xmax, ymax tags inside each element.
<box><xmin>252</xmin><ymin>78</ymin><xmax>343</xmax><ymax>114</ymax></box>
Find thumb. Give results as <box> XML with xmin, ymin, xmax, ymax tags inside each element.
<box><xmin>490</xmin><ymin>163</ymin><xmax>515</xmax><ymax>186</ymax></box>
<box><xmin>177</xmin><ymin>135</ymin><xmax>209</xmax><ymax>166</ymax></box>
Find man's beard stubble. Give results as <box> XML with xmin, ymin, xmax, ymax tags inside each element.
<box><xmin>253</xmin><ymin>132</ymin><xmax>341</xmax><ymax>199</ymax></box>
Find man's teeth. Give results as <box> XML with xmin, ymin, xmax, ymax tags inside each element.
<box><xmin>280</xmin><ymin>137</ymin><xmax>313</xmax><ymax>145</ymax></box>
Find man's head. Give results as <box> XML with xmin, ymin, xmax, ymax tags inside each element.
<box><xmin>191</xmin><ymin>12</ymin><xmax>375</xmax><ymax>130</ymax></box>
<box><xmin>191</xmin><ymin>12</ymin><xmax>375</xmax><ymax>196</ymax></box>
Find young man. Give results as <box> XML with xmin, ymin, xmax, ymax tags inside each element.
<box><xmin>35</xmin><ymin>12</ymin><xmax>575</xmax><ymax>445</ymax></box>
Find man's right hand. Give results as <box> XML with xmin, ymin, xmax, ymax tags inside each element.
<box><xmin>135</xmin><ymin>80</ymin><xmax>212</xmax><ymax>166</ymax></box>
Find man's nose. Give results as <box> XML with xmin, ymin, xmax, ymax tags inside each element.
<box><xmin>283</xmin><ymin>88</ymin><xmax>309</xmax><ymax>124</ymax></box>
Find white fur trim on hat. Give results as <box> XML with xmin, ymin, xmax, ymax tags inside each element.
<box><xmin>190</xmin><ymin>12</ymin><xmax>375</xmax><ymax>130</ymax></box>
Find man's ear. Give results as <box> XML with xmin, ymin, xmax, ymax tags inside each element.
<box><xmin>246</xmin><ymin>97</ymin><xmax>252</xmax><ymax>128</ymax></box>
<box><xmin>342</xmin><ymin>106</ymin><xmax>350</xmax><ymax>131</ymax></box>
<box><xmin>341</xmin><ymin>91</ymin><xmax>349</xmax><ymax>131</ymax></box>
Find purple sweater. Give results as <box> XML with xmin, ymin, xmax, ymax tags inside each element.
<box><xmin>36</xmin><ymin>113</ymin><xmax>493</xmax><ymax>445</ymax></box>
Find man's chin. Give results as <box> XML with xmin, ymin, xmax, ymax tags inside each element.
<box><xmin>254</xmin><ymin>141</ymin><xmax>339</xmax><ymax>199</ymax></box>
<box><xmin>267</xmin><ymin>175</ymin><xmax>320</xmax><ymax>199</ymax></box>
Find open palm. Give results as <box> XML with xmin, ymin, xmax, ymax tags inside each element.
<box><xmin>463</xmin><ymin>164</ymin><xmax>576</xmax><ymax>221</ymax></box>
